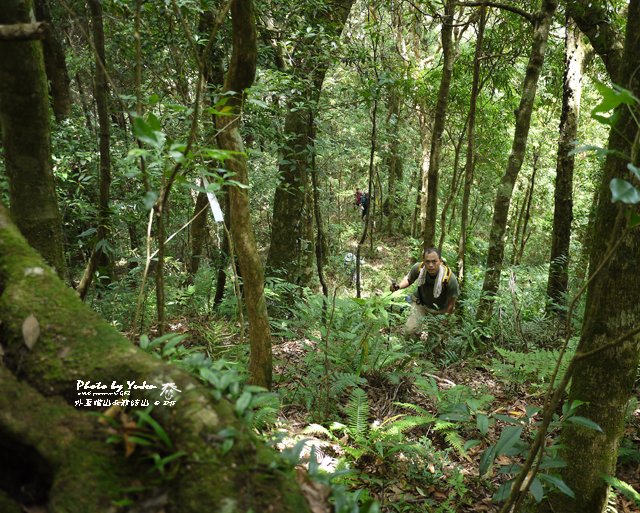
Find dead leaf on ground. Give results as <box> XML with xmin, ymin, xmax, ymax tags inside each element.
<box><xmin>22</xmin><ymin>314</ymin><xmax>40</xmax><ymax>350</ymax></box>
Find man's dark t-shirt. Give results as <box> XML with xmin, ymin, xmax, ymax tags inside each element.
<box><xmin>406</xmin><ymin>263</ymin><xmax>460</xmax><ymax>311</ymax></box>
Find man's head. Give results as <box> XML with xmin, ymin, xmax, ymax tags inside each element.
<box><xmin>423</xmin><ymin>247</ymin><xmax>442</xmax><ymax>276</ymax></box>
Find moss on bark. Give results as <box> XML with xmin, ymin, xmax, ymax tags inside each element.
<box><xmin>0</xmin><ymin>204</ymin><xmax>310</xmax><ymax>513</ymax></box>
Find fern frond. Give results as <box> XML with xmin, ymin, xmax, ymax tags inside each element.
<box><xmin>444</xmin><ymin>430</ymin><xmax>469</xmax><ymax>460</ymax></box>
<box><xmin>383</xmin><ymin>415</ymin><xmax>436</xmax><ymax>435</ymax></box>
<box><xmin>345</xmin><ymin>387</ymin><xmax>369</xmax><ymax>441</ymax></box>
<box><xmin>304</xmin><ymin>423</ymin><xmax>331</xmax><ymax>437</ymax></box>
<box><xmin>394</xmin><ymin>401</ymin><xmax>431</xmax><ymax>416</ymax></box>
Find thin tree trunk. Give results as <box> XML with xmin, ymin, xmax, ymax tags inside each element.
<box><xmin>385</xmin><ymin>91</ymin><xmax>402</xmax><ymax>233</ymax></box>
<box><xmin>77</xmin><ymin>0</ymin><xmax>112</xmax><ymax>300</ymax></box>
<box><xmin>216</xmin><ymin>0</ymin><xmax>272</xmax><ymax>389</ymax></box>
<box><xmin>476</xmin><ymin>0</ymin><xmax>558</xmax><ymax>322</ymax></box>
<box><xmin>423</xmin><ymin>0</ymin><xmax>456</xmax><ymax>248</ymax></box>
<box><xmin>515</xmin><ymin>150</ymin><xmax>538</xmax><ymax>264</ymax></box>
<box><xmin>34</xmin><ymin>0</ymin><xmax>72</xmax><ymax>121</ymax></box>
<box><xmin>546</xmin><ymin>19</ymin><xmax>585</xmax><ymax>315</ymax></box>
<box><xmin>457</xmin><ymin>5</ymin><xmax>486</xmax><ymax>286</ymax></box>
<box><xmin>213</xmin><ymin>195</ymin><xmax>231</xmax><ymax>307</ymax></box>
<box><xmin>0</xmin><ymin>0</ymin><xmax>66</xmax><ymax>277</ymax></box>
<box><xmin>438</xmin><ymin>129</ymin><xmax>465</xmax><ymax>251</ymax></box>
<box><xmin>188</xmin><ymin>186</ymin><xmax>209</xmax><ymax>276</ymax></box>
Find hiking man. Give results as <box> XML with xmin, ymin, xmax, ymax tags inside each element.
<box><xmin>390</xmin><ymin>248</ymin><xmax>459</xmax><ymax>337</ymax></box>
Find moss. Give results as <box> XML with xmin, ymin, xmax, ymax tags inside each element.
<box><xmin>0</xmin><ymin>207</ymin><xmax>311</xmax><ymax>513</ymax></box>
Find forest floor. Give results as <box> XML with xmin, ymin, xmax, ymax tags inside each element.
<box><xmin>271</xmin><ymin>336</ymin><xmax>640</xmax><ymax>513</ymax></box>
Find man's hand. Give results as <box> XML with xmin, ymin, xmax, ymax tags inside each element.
<box><xmin>390</xmin><ymin>281</ymin><xmax>399</xmax><ymax>292</ymax></box>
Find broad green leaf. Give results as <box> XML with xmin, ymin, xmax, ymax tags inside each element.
<box><xmin>235</xmin><ymin>391</ymin><xmax>252</xmax><ymax>415</ymax></box>
<box><xmin>479</xmin><ymin>445</ymin><xmax>496</xmax><ymax>476</ymax></box>
<box><xmin>493</xmin><ymin>414</ymin><xmax>522</xmax><ymax>425</ymax></box>
<box><xmin>593</xmin><ymin>81</ymin><xmax>637</xmax><ymax>113</ymax></box>
<box><xmin>495</xmin><ymin>426</ymin><xmax>523</xmax><ymax>456</ymax></box>
<box><xmin>539</xmin><ymin>474</ymin><xmax>575</xmax><ymax>498</ymax></box>
<box><xmin>477</xmin><ymin>413</ymin><xmax>489</xmax><ymax>436</ymax></box>
<box><xmin>144</xmin><ymin>191</ymin><xmax>158</xmax><ymax>210</ymax></box>
<box><xmin>628</xmin><ymin>163</ymin><xmax>640</xmax><ymax>181</ymax></box>
<box><xmin>529</xmin><ymin>477</ymin><xmax>544</xmax><ymax>502</ymax></box>
<box><xmin>610</xmin><ymin>178</ymin><xmax>640</xmax><ymax>204</ymax></box>
<box><xmin>565</xmin><ymin>415</ymin><xmax>603</xmax><ymax>432</ymax></box>
<box><xmin>493</xmin><ymin>480</ymin><xmax>513</xmax><ymax>502</ymax></box>
<box><xmin>629</xmin><ymin>211</ymin><xmax>640</xmax><ymax>228</ymax></box>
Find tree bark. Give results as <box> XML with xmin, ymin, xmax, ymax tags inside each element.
<box><xmin>0</xmin><ymin>0</ymin><xmax>66</xmax><ymax>278</ymax></box>
<box><xmin>216</xmin><ymin>0</ymin><xmax>272</xmax><ymax>389</ymax></box>
<box><xmin>34</xmin><ymin>0</ymin><xmax>71</xmax><ymax>121</ymax></box>
<box><xmin>545</xmin><ymin>1</ymin><xmax>640</xmax><ymax>510</ymax></box>
<box><xmin>266</xmin><ymin>0</ymin><xmax>354</xmax><ymax>288</ymax></box>
<box><xmin>0</xmin><ymin>203</ymin><xmax>310</xmax><ymax>513</ymax></box>
<box><xmin>546</xmin><ymin>19</ymin><xmax>585</xmax><ymax>314</ymax></box>
<box><xmin>77</xmin><ymin>0</ymin><xmax>112</xmax><ymax>300</ymax></box>
<box><xmin>457</xmin><ymin>5</ymin><xmax>486</xmax><ymax>287</ymax></box>
<box><xmin>476</xmin><ymin>0</ymin><xmax>558</xmax><ymax>322</ymax></box>
<box><xmin>423</xmin><ymin>0</ymin><xmax>456</xmax><ymax>249</ymax></box>
<box><xmin>515</xmin><ymin>149</ymin><xmax>538</xmax><ymax>264</ymax></box>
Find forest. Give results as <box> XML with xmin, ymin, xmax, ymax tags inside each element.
<box><xmin>0</xmin><ymin>0</ymin><xmax>639</xmax><ymax>512</ymax></box>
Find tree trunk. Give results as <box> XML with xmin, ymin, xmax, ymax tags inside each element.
<box><xmin>266</xmin><ymin>0</ymin><xmax>354</xmax><ymax>288</ymax></box>
<box><xmin>515</xmin><ymin>151</ymin><xmax>538</xmax><ymax>264</ymax></box>
<box><xmin>0</xmin><ymin>203</ymin><xmax>310</xmax><ymax>513</ymax></box>
<box><xmin>384</xmin><ymin>91</ymin><xmax>403</xmax><ymax>233</ymax></box>
<box><xmin>546</xmin><ymin>19</ymin><xmax>585</xmax><ymax>314</ymax></box>
<box><xmin>476</xmin><ymin>0</ymin><xmax>558</xmax><ymax>322</ymax></box>
<box><xmin>423</xmin><ymin>0</ymin><xmax>456</xmax><ymax>249</ymax></box>
<box><xmin>34</xmin><ymin>0</ymin><xmax>72</xmax><ymax>121</ymax></box>
<box><xmin>456</xmin><ymin>4</ymin><xmax>485</xmax><ymax>286</ymax></box>
<box><xmin>216</xmin><ymin>0</ymin><xmax>272</xmax><ymax>389</ymax></box>
<box><xmin>0</xmin><ymin>0</ymin><xmax>66</xmax><ymax>278</ymax></box>
<box><xmin>77</xmin><ymin>0</ymin><xmax>112</xmax><ymax>300</ymax></box>
<box><xmin>545</xmin><ymin>1</ymin><xmax>640</xmax><ymax>510</ymax></box>
<box><xmin>188</xmin><ymin>185</ymin><xmax>209</xmax><ymax>277</ymax></box>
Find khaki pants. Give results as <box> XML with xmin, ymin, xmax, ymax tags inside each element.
<box><xmin>404</xmin><ymin>303</ymin><xmax>430</xmax><ymax>338</ymax></box>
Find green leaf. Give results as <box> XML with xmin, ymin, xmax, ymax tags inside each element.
<box><xmin>610</xmin><ymin>178</ymin><xmax>640</xmax><ymax>204</ymax></box>
<box><xmin>539</xmin><ymin>474</ymin><xmax>575</xmax><ymax>498</ymax></box>
<box><xmin>477</xmin><ymin>414</ymin><xmax>489</xmax><ymax>436</ymax></box>
<box><xmin>495</xmin><ymin>426</ymin><xmax>523</xmax><ymax>456</ymax></box>
<box><xmin>592</xmin><ymin>81</ymin><xmax>638</xmax><ymax>113</ymax></box>
<box><xmin>235</xmin><ymin>391</ymin><xmax>252</xmax><ymax>415</ymax></box>
<box><xmin>565</xmin><ymin>415</ymin><xmax>603</xmax><ymax>432</ymax></box>
<box><xmin>629</xmin><ymin>211</ymin><xmax>640</xmax><ymax>228</ymax></box>
<box><xmin>479</xmin><ymin>445</ymin><xmax>496</xmax><ymax>476</ymax></box>
<box><xmin>144</xmin><ymin>191</ymin><xmax>158</xmax><ymax>210</ymax></box>
<box><xmin>493</xmin><ymin>480</ymin><xmax>513</xmax><ymax>502</ymax></box>
<box><xmin>529</xmin><ymin>477</ymin><xmax>544</xmax><ymax>503</ymax></box>
<box><xmin>135</xmin><ymin>410</ymin><xmax>172</xmax><ymax>448</ymax></box>
<box><xmin>628</xmin><ymin>163</ymin><xmax>640</xmax><ymax>181</ymax></box>
<box><xmin>133</xmin><ymin>116</ymin><xmax>163</xmax><ymax>149</ymax></box>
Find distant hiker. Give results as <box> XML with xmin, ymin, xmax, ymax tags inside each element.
<box><xmin>355</xmin><ymin>189</ymin><xmax>363</xmax><ymax>208</ymax></box>
<box><xmin>344</xmin><ymin>252</ymin><xmax>363</xmax><ymax>285</ymax></box>
<box><xmin>390</xmin><ymin>247</ymin><xmax>459</xmax><ymax>337</ymax></box>
<box><xmin>360</xmin><ymin>192</ymin><xmax>370</xmax><ymax>219</ymax></box>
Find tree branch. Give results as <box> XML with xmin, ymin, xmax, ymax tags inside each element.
<box><xmin>457</xmin><ymin>1</ymin><xmax>534</xmax><ymax>23</ymax></box>
<box><xmin>0</xmin><ymin>22</ymin><xmax>47</xmax><ymax>41</ymax></box>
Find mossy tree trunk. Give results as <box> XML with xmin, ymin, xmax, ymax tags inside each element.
<box><xmin>476</xmin><ymin>0</ymin><xmax>558</xmax><ymax>322</ymax></box>
<box><xmin>266</xmin><ymin>0</ymin><xmax>354</xmax><ymax>288</ymax></box>
<box><xmin>0</xmin><ymin>0</ymin><xmax>66</xmax><ymax>278</ymax></box>
<box><xmin>546</xmin><ymin>19</ymin><xmax>585</xmax><ymax>315</ymax></box>
<box><xmin>216</xmin><ymin>0</ymin><xmax>273</xmax><ymax>389</ymax></box>
<box><xmin>0</xmin><ymin>203</ymin><xmax>310</xmax><ymax>513</ymax></box>
<box><xmin>544</xmin><ymin>1</ymin><xmax>640</xmax><ymax>510</ymax></box>
<box><xmin>34</xmin><ymin>0</ymin><xmax>71</xmax><ymax>121</ymax></box>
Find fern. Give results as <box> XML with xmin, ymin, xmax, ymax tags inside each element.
<box><xmin>330</xmin><ymin>372</ymin><xmax>367</xmax><ymax>397</ymax></box>
<box><xmin>345</xmin><ymin>387</ymin><xmax>369</xmax><ymax>442</ymax></box>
